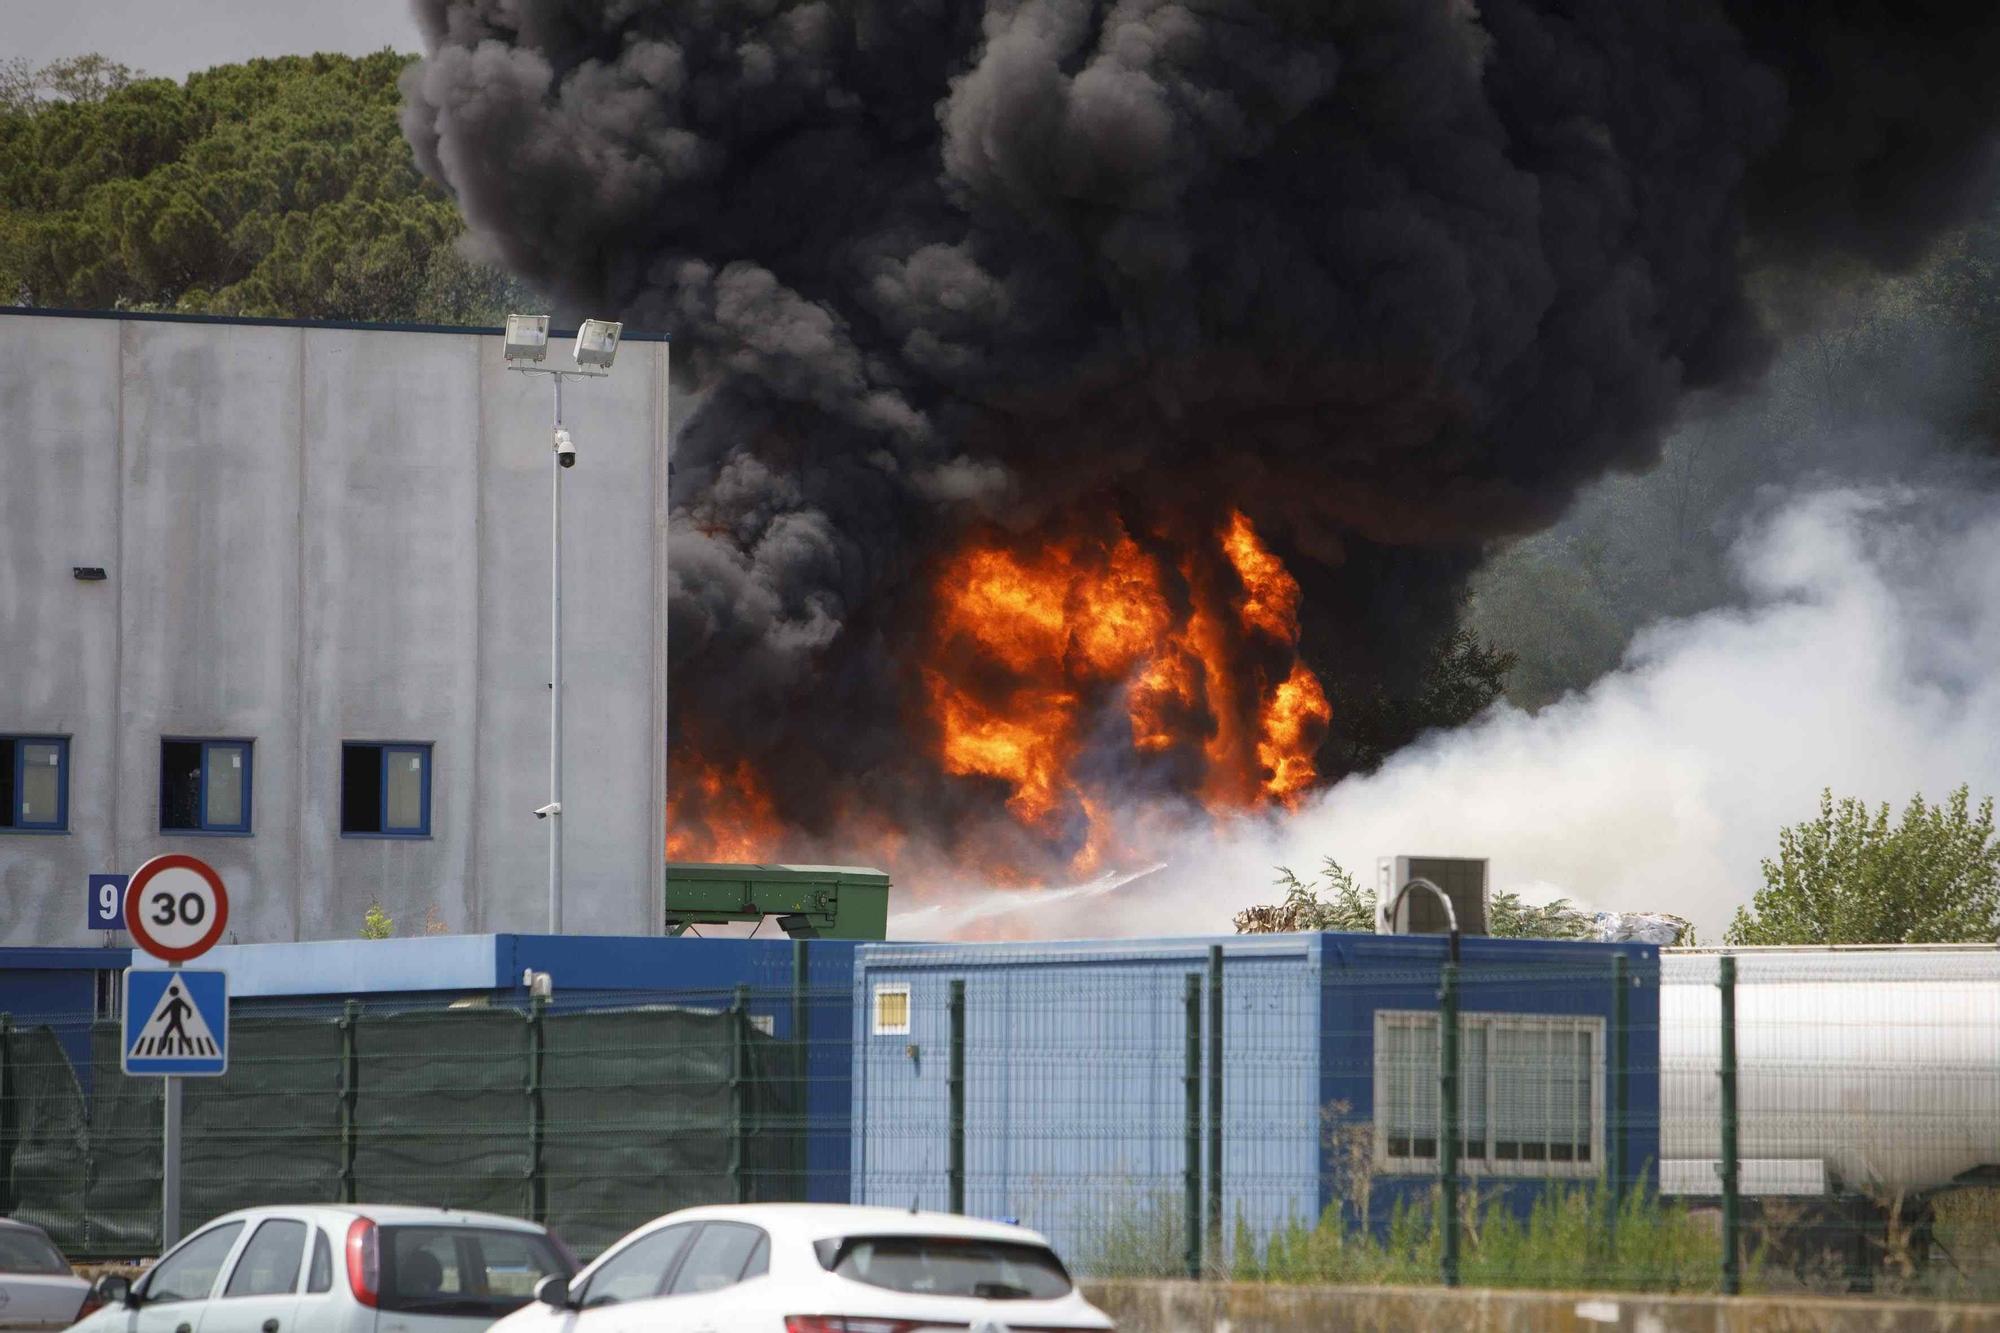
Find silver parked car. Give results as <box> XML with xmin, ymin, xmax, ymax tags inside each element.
<box><xmin>0</xmin><ymin>1219</ymin><xmax>92</xmax><ymax>1330</ymax></box>
<box><xmin>73</xmin><ymin>1205</ymin><xmax>573</xmax><ymax>1333</ymax></box>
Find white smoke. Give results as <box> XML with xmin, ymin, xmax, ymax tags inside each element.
<box><xmin>931</xmin><ymin>481</ymin><xmax>2000</xmax><ymax>941</ymax></box>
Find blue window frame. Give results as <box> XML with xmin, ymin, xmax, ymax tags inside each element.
<box><xmin>1</xmin><ymin>735</ymin><xmax>70</xmax><ymax>833</ymax></box>
<box><xmin>160</xmin><ymin>738</ymin><xmax>254</xmax><ymax>835</ymax></box>
<box><xmin>340</xmin><ymin>742</ymin><xmax>432</xmax><ymax>838</ymax></box>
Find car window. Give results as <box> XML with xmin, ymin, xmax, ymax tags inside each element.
<box><xmin>577</xmin><ymin>1225</ymin><xmax>695</xmax><ymax>1309</ymax></box>
<box><xmin>821</xmin><ymin>1235</ymin><xmax>1072</xmax><ymax>1300</ymax></box>
<box><xmin>226</xmin><ymin>1220</ymin><xmax>307</xmax><ymax>1299</ymax></box>
<box><xmin>145</xmin><ymin>1222</ymin><xmax>246</xmax><ymax>1304</ymax></box>
<box><xmin>377</xmin><ymin>1226</ymin><xmax>570</xmax><ymax>1318</ymax></box>
<box><xmin>0</xmin><ymin>1229</ymin><xmax>69</xmax><ymax>1275</ymax></box>
<box><xmin>666</xmin><ymin>1225</ymin><xmax>765</xmax><ymax>1297</ymax></box>
<box><xmin>307</xmin><ymin>1231</ymin><xmax>333</xmax><ymax>1294</ymax></box>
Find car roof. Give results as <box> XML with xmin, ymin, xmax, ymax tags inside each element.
<box><xmin>0</xmin><ymin>1218</ymin><xmax>54</xmax><ymax>1238</ymax></box>
<box><xmin>635</xmin><ymin>1204</ymin><xmax>1054</xmax><ymax>1249</ymax></box>
<box><xmin>197</xmin><ymin>1204</ymin><xmax>547</xmax><ymax>1233</ymax></box>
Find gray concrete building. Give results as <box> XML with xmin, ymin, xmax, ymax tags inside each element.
<box><xmin>0</xmin><ymin>310</ymin><xmax>670</xmax><ymax>945</ymax></box>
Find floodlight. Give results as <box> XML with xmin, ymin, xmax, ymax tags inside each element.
<box><xmin>504</xmin><ymin>313</ymin><xmax>551</xmax><ymax>362</ymax></box>
<box><xmin>574</xmin><ymin>318</ymin><xmax>623</xmax><ymax>369</ymax></box>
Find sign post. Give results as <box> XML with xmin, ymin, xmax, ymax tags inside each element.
<box><xmin>122</xmin><ymin>854</ymin><xmax>230</xmax><ymax>1251</ymax></box>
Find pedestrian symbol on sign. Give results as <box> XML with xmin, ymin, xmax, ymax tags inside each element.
<box><xmin>121</xmin><ymin>969</ymin><xmax>228</xmax><ymax>1076</ymax></box>
<box><xmin>132</xmin><ymin>977</ymin><xmax>217</xmax><ymax>1059</ymax></box>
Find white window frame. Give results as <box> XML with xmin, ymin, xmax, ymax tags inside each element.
<box><xmin>871</xmin><ymin>984</ymin><xmax>912</xmax><ymax>1036</ymax></box>
<box><xmin>1372</xmin><ymin>1010</ymin><xmax>1604</xmax><ymax>1179</ymax></box>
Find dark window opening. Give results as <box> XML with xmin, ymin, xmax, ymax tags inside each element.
<box><xmin>161</xmin><ymin>740</ymin><xmax>203</xmax><ymax>830</ymax></box>
<box><xmin>0</xmin><ymin>738</ymin><xmax>14</xmax><ymax>829</ymax></box>
<box><xmin>343</xmin><ymin>746</ymin><xmax>384</xmax><ymax>833</ymax></box>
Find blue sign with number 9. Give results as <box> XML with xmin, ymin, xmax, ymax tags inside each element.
<box><xmin>88</xmin><ymin>874</ymin><xmax>128</xmax><ymax>930</ymax></box>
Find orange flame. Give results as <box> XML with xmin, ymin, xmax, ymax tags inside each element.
<box><xmin>923</xmin><ymin>509</ymin><xmax>1331</xmax><ymax>874</ymax></box>
<box><xmin>666</xmin><ymin>756</ymin><xmax>782</xmax><ymax>862</ymax></box>
<box><xmin>668</xmin><ymin>509</ymin><xmax>1332</xmax><ymax>878</ymax></box>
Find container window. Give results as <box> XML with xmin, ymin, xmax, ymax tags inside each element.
<box><xmin>1375</xmin><ymin>1010</ymin><xmax>1601</xmax><ymax>1176</ymax></box>
<box><xmin>873</xmin><ymin>985</ymin><xmax>911</xmax><ymax>1036</ymax></box>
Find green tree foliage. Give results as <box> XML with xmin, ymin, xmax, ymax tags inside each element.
<box><xmin>1236</xmin><ymin>856</ymin><xmax>1593</xmax><ymax>939</ymax></box>
<box><xmin>1726</xmin><ymin>786</ymin><xmax>2000</xmax><ymax>944</ymax></box>
<box><xmin>360</xmin><ymin>902</ymin><xmax>394</xmax><ymax>940</ymax></box>
<box><xmin>1328</xmin><ymin>628</ymin><xmax>1518</xmax><ymax>775</ymax></box>
<box><xmin>0</xmin><ymin>52</ymin><xmax>528</xmax><ymax>322</ymax></box>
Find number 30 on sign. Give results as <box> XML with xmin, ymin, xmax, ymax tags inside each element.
<box><xmin>122</xmin><ymin>854</ymin><xmax>230</xmax><ymax>964</ymax></box>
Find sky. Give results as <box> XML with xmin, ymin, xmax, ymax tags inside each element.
<box><xmin>4</xmin><ymin>0</ymin><xmax>422</xmax><ymax>79</ymax></box>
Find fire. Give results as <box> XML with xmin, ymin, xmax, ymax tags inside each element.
<box><xmin>666</xmin><ymin>507</ymin><xmax>1333</xmax><ymax>880</ymax></box>
<box><xmin>923</xmin><ymin>508</ymin><xmax>1332</xmax><ymax>875</ymax></box>
<box><xmin>667</xmin><ymin>756</ymin><xmax>782</xmax><ymax>862</ymax></box>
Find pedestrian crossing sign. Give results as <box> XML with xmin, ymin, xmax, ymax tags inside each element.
<box><xmin>122</xmin><ymin>968</ymin><xmax>228</xmax><ymax>1076</ymax></box>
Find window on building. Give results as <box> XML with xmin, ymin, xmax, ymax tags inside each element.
<box><xmin>872</xmin><ymin>985</ymin><xmax>911</xmax><ymax>1036</ymax></box>
<box><xmin>160</xmin><ymin>739</ymin><xmax>253</xmax><ymax>834</ymax></box>
<box><xmin>0</xmin><ymin>736</ymin><xmax>69</xmax><ymax>832</ymax></box>
<box><xmin>1375</xmin><ymin>1011</ymin><xmax>1601</xmax><ymax>1175</ymax></box>
<box><xmin>341</xmin><ymin>743</ymin><xmax>432</xmax><ymax>836</ymax></box>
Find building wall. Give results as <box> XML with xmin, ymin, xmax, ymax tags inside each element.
<box><xmin>0</xmin><ymin>311</ymin><xmax>669</xmax><ymax>945</ymax></box>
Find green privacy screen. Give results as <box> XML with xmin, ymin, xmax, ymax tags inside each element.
<box><xmin>0</xmin><ymin>1000</ymin><xmax>794</xmax><ymax>1259</ymax></box>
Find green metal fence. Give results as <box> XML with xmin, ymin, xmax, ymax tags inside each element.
<box><xmin>1</xmin><ymin>946</ymin><xmax>1997</xmax><ymax>1302</ymax></box>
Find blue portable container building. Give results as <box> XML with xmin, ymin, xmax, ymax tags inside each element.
<box><xmin>849</xmin><ymin>931</ymin><xmax>1658</xmax><ymax>1267</ymax></box>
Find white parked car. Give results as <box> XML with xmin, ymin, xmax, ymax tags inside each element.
<box><xmin>0</xmin><ymin>1218</ymin><xmax>93</xmax><ymax>1330</ymax></box>
<box><xmin>73</xmin><ymin>1205</ymin><xmax>573</xmax><ymax>1333</ymax></box>
<box><xmin>497</xmin><ymin>1204</ymin><xmax>1113</xmax><ymax>1333</ymax></box>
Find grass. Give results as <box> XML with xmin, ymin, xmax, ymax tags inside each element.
<box><xmin>1236</xmin><ymin>1183</ymin><xmax>1727</xmax><ymax>1293</ymax></box>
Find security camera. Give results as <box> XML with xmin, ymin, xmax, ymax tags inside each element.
<box><xmin>554</xmin><ymin>428</ymin><xmax>576</xmax><ymax>469</ymax></box>
<box><xmin>533</xmin><ymin>801</ymin><xmax>561</xmax><ymax>820</ymax></box>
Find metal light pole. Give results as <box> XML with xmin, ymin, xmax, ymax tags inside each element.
<box><xmin>548</xmin><ymin>371</ymin><xmax>564</xmax><ymax>934</ymax></box>
<box><xmin>504</xmin><ymin>315</ymin><xmax>624</xmax><ymax>935</ymax></box>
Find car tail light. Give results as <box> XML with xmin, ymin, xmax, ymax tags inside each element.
<box><xmin>345</xmin><ymin>1218</ymin><xmax>380</xmax><ymax>1308</ymax></box>
<box><xmin>73</xmin><ymin>1292</ymin><xmax>104</xmax><ymax>1323</ymax></box>
<box><xmin>784</xmin><ymin>1312</ymin><xmax>964</xmax><ymax>1320</ymax></box>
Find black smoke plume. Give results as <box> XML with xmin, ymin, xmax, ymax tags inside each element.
<box><xmin>403</xmin><ymin>0</ymin><xmax>2000</xmax><ymax>866</ymax></box>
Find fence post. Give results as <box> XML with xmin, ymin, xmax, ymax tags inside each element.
<box><xmin>526</xmin><ymin>994</ymin><xmax>547</xmax><ymax>1224</ymax></box>
<box><xmin>729</xmin><ymin>984</ymin><xmax>750</xmax><ymax>1204</ymax></box>
<box><xmin>1183</xmin><ymin>974</ymin><xmax>1202</xmax><ymax>1279</ymax></box>
<box><xmin>1719</xmin><ymin>955</ymin><xmax>1740</xmax><ymax>1296</ymax></box>
<box><xmin>792</xmin><ymin>938</ymin><xmax>809</xmax><ymax>1203</ymax></box>
<box><xmin>948</xmin><ymin>979</ymin><xmax>966</xmax><ymax>1215</ymax></box>
<box><xmin>1610</xmin><ymin>953</ymin><xmax>1628</xmax><ymax>1224</ymax></box>
<box><xmin>337</xmin><ymin>1000</ymin><xmax>359</xmax><ymax>1204</ymax></box>
<box><xmin>1206</xmin><ymin>944</ymin><xmax>1224</xmax><ymax>1271</ymax></box>
<box><xmin>0</xmin><ymin>1012</ymin><xmax>14</xmax><ymax>1217</ymax></box>
<box><xmin>1439</xmin><ymin>958</ymin><xmax>1461</xmax><ymax>1288</ymax></box>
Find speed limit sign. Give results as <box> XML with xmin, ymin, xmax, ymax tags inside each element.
<box><xmin>123</xmin><ymin>854</ymin><xmax>230</xmax><ymax>963</ymax></box>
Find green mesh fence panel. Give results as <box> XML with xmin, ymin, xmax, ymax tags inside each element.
<box><xmin>85</xmin><ymin>1022</ymin><xmax>162</xmax><ymax>1257</ymax></box>
<box><xmin>6</xmin><ymin>1025</ymin><xmax>89</xmax><ymax>1249</ymax></box>
<box><xmin>182</xmin><ymin>1016</ymin><xmax>343</xmax><ymax>1222</ymax></box>
<box><xmin>541</xmin><ymin>1006</ymin><xmax>738</xmax><ymax>1255</ymax></box>
<box><xmin>5</xmin><ymin>1002</ymin><xmax>782</xmax><ymax>1262</ymax></box>
<box><xmin>742</xmin><ymin>1016</ymin><xmax>803</xmax><ymax>1206</ymax></box>
<box><xmin>351</xmin><ymin>1010</ymin><xmax>530</xmax><ymax>1217</ymax></box>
